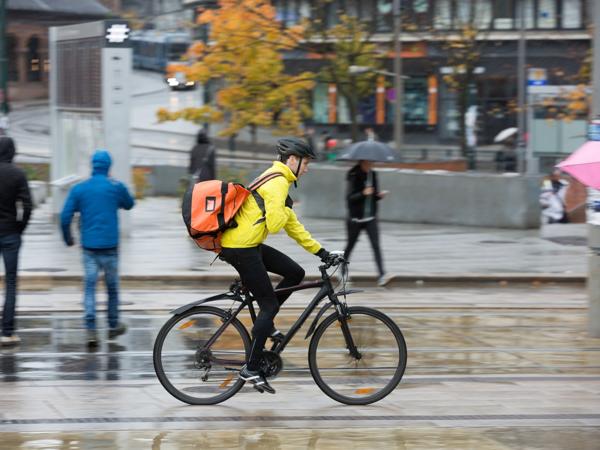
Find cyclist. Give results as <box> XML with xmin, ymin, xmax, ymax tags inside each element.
<box><xmin>219</xmin><ymin>137</ymin><xmax>333</xmax><ymax>394</ymax></box>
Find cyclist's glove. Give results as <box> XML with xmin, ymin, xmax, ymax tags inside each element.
<box><xmin>285</xmin><ymin>195</ymin><xmax>294</xmax><ymax>209</ymax></box>
<box><xmin>316</xmin><ymin>248</ymin><xmax>330</xmax><ymax>262</ymax></box>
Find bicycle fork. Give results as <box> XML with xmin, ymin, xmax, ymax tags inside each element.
<box><xmin>336</xmin><ymin>303</ymin><xmax>362</xmax><ymax>360</ymax></box>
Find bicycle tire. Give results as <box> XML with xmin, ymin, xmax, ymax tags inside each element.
<box><xmin>308</xmin><ymin>306</ymin><xmax>407</xmax><ymax>405</ymax></box>
<box><xmin>153</xmin><ymin>305</ymin><xmax>251</xmax><ymax>405</ymax></box>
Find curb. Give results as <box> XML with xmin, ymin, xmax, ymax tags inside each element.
<box><xmin>7</xmin><ymin>273</ymin><xmax>587</xmax><ymax>289</ymax></box>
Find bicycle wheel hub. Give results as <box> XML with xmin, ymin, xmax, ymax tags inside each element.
<box><xmin>195</xmin><ymin>349</ymin><xmax>212</xmax><ymax>369</ymax></box>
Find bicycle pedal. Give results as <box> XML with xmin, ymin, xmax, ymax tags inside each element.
<box><xmin>253</xmin><ymin>385</ymin><xmax>265</xmax><ymax>394</ymax></box>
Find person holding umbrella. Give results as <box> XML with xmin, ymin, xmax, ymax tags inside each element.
<box><xmin>338</xmin><ymin>140</ymin><xmax>396</xmax><ymax>287</ymax></box>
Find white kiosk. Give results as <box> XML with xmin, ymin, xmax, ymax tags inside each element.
<box><xmin>49</xmin><ymin>20</ymin><xmax>132</xmax><ymax>233</ymax></box>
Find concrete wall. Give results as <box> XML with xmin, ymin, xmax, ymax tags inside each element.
<box><xmin>297</xmin><ymin>166</ymin><xmax>541</xmax><ymax>229</ymax></box>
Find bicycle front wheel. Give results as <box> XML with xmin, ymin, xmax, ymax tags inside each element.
<box><xmin>309</xmin><ymin>306</ymin><xmax>407</xmax><ymax>405</ymax></box>
<box><xmin>153</xmin><ymin>305</ymin><xmax>251</xmax><ymax>405</ymax></box>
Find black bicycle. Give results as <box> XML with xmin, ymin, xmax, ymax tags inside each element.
<box><xmin>153</xmin><ymin>254</ymin><xmax>407</xmax><ymax>405</ymax></box>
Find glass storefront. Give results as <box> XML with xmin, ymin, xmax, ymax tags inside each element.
<box><xmin>403</xmin><ymin>78</ymin><xmax>429</xmax><ymax>125</ymax></box>
<box><xmin>312</xmin><ymin>78</ymin><xmax>429</xmax><ymax>127</ymax></box>
<box><xmin>312</xmin><ymin>83</ymin><xmax>328</xmax><ymax>124</ymax></box>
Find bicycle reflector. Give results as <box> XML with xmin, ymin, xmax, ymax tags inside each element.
<box><xmin>354</xmin><ymin>387</ymin><xmax>376</xmax><ymax>395</ymax></box>
<box><xmin>178</xmin><ymin>320</ymin><xmax>196</xmax><ymax>330</ymax></box>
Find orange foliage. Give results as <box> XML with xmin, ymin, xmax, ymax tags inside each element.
<box><xmin>158</xmin><ymin>0</ymin><xmax>314</xmax><ymax>137</ymax></box>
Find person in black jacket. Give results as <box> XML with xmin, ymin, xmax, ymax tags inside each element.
<box><xmin>189</xmin><ymin>130</ymin><xmax>216</xmax><ymax>183</ymax></box>
<box><xmin>344</xmin><ymin>160</ymin><xmax>390</xmax><ymax>286</ymax></box>
<box><xmin>0</xmin><ymin>137</ymin><xmax>32</xmax><ymax>345</ymax></box>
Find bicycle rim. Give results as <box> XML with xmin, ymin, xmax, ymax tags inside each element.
<box><xmin>309</xmin><ymin>306</ymin><xmax>407</xmax><ymax>405</ymax></box>
<box><xmin>153</xmin><ymin>306</ymin><xmax>250</xmax><ymax>405</ymax></box>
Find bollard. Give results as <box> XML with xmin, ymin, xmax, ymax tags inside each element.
<box><xmin>588</xmin><ymin>221</ymin><xmax>600</xmax><ymax>337</ymax></box>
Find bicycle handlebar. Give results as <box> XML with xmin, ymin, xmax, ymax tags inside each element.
<box><xmin>319</xmin><ymin>254</ymin><xmax>347</xmax><ymax>272</ymax></box>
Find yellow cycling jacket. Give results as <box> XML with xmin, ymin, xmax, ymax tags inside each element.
<box><xmin>221</xmin><ymin>161</ymin><xmax>322</xmax><ymax>254</ymax></box>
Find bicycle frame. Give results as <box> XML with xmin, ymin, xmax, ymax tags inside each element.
<box><xmin>174</xmin><ymin>263</ymin><xmax>362</xmax><ymax>363</ymax></box>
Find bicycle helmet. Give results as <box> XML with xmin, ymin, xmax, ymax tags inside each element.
<box><xmin>276</xmin><ymin>137</ymin><xmax>316</xmax><ymax>160</ymax></box>
<box><xmin>276</xmin><ymin>137</ymin><xmax>316</xmax><ymax>187</ymax></box>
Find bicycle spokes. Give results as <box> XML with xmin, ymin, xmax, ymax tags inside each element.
<box><xmin>155</xmin><ymin>307</ymin><xmax>249</xmax><ymax>404</ymax></box>
<box><xmin>309</xmin><ymin>307</ymin><xmax>407</xmax><ymax>404</ymax></box>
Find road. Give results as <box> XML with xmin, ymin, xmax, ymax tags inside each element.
<box><xmin>0</xmin><ymin>284</ymin><xmax>598</xmax><ymax>449</ymax></box>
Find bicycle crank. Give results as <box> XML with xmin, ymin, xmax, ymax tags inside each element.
<box><xmin>260</xmin><ymin>351</ymin><xmax>283</xmax><ymax>378</ymax></box>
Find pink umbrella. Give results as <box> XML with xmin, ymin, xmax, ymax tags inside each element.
<box><xmin>556</xmin><ymin>140</ymin><xmax>600</xmax><ymax>189</ymax></box>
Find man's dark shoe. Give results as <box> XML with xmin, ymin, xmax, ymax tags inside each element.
<box><xmin>108</xmin><ymin>323</ymin><xmax>127</xmax><ymax>340</ymax></box>
<box><xmin>239</xmin><ymin>366</ymin><xmax>275</xmax><ymax>394</ymax></box>
<box><xmin>269</xmin><ymin>329</ymin><xmax>285</xmax><ymax>343</ymax></box>
<box><xmin>87</xmin><ymin>330</ymin><xmax>98</xmax><ymax>348</ymax></box>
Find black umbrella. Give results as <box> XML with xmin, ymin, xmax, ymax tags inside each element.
<box><xmin>336</xmin><ymin>140</ymin><xmax>399</xmax><ymax>162</ymax></box>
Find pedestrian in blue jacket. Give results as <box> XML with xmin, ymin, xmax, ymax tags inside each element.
<box><xmin>61</xmin><ymin>150</ymin><xmax>135</xmax><ymax>347</ymax></box>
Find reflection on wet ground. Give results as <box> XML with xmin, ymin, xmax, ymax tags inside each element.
<box><xmin>1</xmin><ymin>307</ymin><xmax>599</xmax><ymax>381</ymax></box>
<box><xmin>2</xmin><ymin>427</ymin><xmax>600</xmax><ymax>450</ymax></box>
<box><xmin>1</xmin><ymin>291</ymin><xmax>599</xmax><ymax>448</ymax></box>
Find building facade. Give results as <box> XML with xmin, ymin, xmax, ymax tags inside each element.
<box><xmin>6</xmin><ymin>0</ymin><xmax>111</xmax><ymax>103</ymax></box>
<box><xmin>181</xmin><ymin>1</ymin><xmax>590</xmax><ymax>147</ymax></box>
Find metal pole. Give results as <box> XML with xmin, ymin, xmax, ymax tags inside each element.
<box><xmin>592</xmin><ymin>0</ymin><xmax>600</xmax><ymax>119</ymax></box>
<box><xmin>393</xmin><ymin>0</ymin><xmax>403</xmax><ymax>153</ymax></box>
<box><xmin>517</xmin><ymin>0</ymin><xmax>527</xmax><ymax>173</ymax></box>
<box><xmin>0</xmin><ymin>0</ymin><xmax>9</xmax><ymax>117</ymax></box>
<box><xmin>588</xmin><ymin>0</ymin><xmax>600</xmax><ymax>337</ymax></box>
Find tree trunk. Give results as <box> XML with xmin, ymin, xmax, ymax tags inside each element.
<box><xmin>458</xmin><ymin>77</ymin><xmax>469</xmax><ymax>158</ymax></box>
<box><xmin>347</xmin><ymin>92</ymin><xmax>359</xmax><ymax>142</ymax></box>
<box><xmin>250</xmin><ymin>124</ymin><xmax>257</xmax><ymax>145</ymax></box>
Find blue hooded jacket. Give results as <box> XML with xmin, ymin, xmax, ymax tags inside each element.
<box><xmin>60</xmin><ymin>150</ymin><xmax>135</xmax><ymax>249</ymax></box>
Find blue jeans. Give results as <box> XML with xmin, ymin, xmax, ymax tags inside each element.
<box><xmin>1</xmin><ymin>233</ymin><xmax>21</xmax><ymax>337</ymax></box>
<box><xmin>83</xmin><ymin>248</ymin><xmax>120</xmax><ymax>330</ymax></box>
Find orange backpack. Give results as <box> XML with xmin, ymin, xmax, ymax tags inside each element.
<box><xmin>182</xmin><ymin>173</ymin><xmax>283</xmax><ymax>252</ymax></box>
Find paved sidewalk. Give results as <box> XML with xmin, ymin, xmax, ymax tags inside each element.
<box><xmin>2</xmin><ymin>197</ymin><xmax>588</xmax><ymax>286</ymax></box>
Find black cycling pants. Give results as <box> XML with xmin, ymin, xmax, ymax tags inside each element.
<box><xmin>219</xmin><ymin>244</ymin><xmax>305</xmax><ymax>371</ymax></box>
<box><xmin>344</xmin><ymin>218</ymin><xmax>385</xmax><ymax>276</ymax></box>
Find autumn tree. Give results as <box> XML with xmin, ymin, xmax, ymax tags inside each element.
<box><xmin>304</xmin><ymin>12</ymin><xmax>381</xmax><ymax>142</ymax></box>
<box><xmin>157</xmin><ymin>0</ymin><xmax>314</xmax><ymax>144</ymax></box>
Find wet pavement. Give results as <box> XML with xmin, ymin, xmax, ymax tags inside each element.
<box><xmin>0</xmin><ymin>285</ymin><xmax>598</xmax><ymax>449</ymax></box>
<box><xmin>1</xmin><ymin>428</ymin><xmax>600</xmax><ymax>450</ymax></box>
<box><xmin>10</xmin><ymin>197</ymin><xmax>588</xmax><ymax>286</ymax></box>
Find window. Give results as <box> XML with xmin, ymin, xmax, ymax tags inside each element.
<box><xmin>27</xmin><ymin>36</ymin><xmax>41</xmax><ymax>82</ymax></box>
<box><xmin>493</xmin><ymin>0</ymin><xmax>514</xmax><ymax>29</ymax></box>
<box><xmin>325</xmin><ymin>0</ymin><xmax>340</xmax><ymax>27</ymax></box>
<box><xmin>376</xmin><ymin>0</ymin><xmax>393</xmax><ymax>32</ymax></box>
<box><xmin>562</xmin><ymin>0</ymin><xmax>582</xmax><ymax>28</ymax></box>
<box><xmin>286</xmin><ymin>0</ymin><xmax>300</xmax><ymax>25</ymax></box>
<box><xmin>456</xmin><ymin>0</ymin><xmax>492</xmax><ymax>27</ymax></box>
<box><xmin>537</xmin><ymin>0</ymin><xmax>556</xmax><ymax>28</ymax></box>
<box><xmin>434</xmin><ymin>0</ymin><xmax>452</xmax><ymax>29</ymax></box>
<box><xmin>403</xmin><ymin>78</ymin><xmax>428</xmax><ymax>125</ymax></box>
<box><xmin>313</xmin><ymin>83</ymin><xmax>328</xmax><ymax>124</ymax></box>
<box><xmin>414</xmin><ymin>0</ymin><xmax>429</xmax><ymax>14</ymax></box>
<box><xmin>337</xmin><ymin>95</ymin><xmax>350</xmax><ymax>124</ymax></box>
<box><xmin>299</xmin><ymin>0</ymin><xmax>311</xmax><ymax>19</ymax></box>
<box><xmin>274</xmin><ymin>0</ymin><xmax>285</xmax><ymax>22</ymax></box>
<box><xmin>408</xmin><ymin>0</ymin><xmax>431</xmax><ymax>30</ymax></box>
<box><xmin>474</xmin><ymin>0</ymin><xmax>492</xmax><ymax>29</ymax></box>
<box><xmin>7</xmin><ymin>34</ymin><xmax>18</xmax><ymax>82</ymax></box>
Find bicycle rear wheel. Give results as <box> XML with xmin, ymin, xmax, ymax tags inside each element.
<box><xmin>308</xmin><ymin>306</ymin><xmax>407</xmax><ymax>405</ymax></box>
<box><xmin>153</xmin><ymin>305</ymin><xmax>251</xmax><ymax>405</ymax></box>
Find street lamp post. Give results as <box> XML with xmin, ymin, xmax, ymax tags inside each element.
<box><xmin>393</xmin><ymin>0</ymin><xmax>403</xmax><ymax>152</ymax></box>
<box><xmin>588</xmin><ymin>0</ymin><xmax>600</xmax><ymax>337</ymax></box>
<box><xmin>517</xmin><ymin>0</ymin><xmax>527</xmax><ymax>173</ymax></box>
<box><xmin>0</xmin><ymin>0</ymin><xmax>9</xmax><ymax>121</ymax></box>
